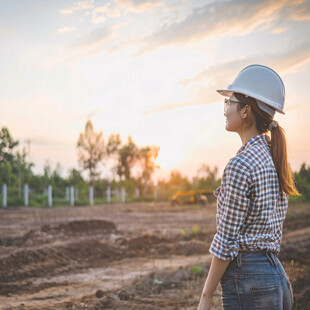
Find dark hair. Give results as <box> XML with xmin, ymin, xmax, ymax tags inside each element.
<box><xmin>234</xmin><ymin>92</ymin><xmax>300</xmax><ymax>197</ymax></box>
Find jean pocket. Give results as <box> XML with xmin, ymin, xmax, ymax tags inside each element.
<box><xmin>250</xmin><ymin>284</ymin><xmax>278</xmax><ymax>310</ymax></box>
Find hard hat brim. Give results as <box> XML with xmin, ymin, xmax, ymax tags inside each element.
<box><xmin>216</xmin><ymin>89</ymin><xmax>233</xmax><ymax>97</ymax></box>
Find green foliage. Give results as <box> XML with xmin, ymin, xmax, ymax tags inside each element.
<box><xmin>190</xmin><ymin>264</ymin><xmax>204</xmax><ymax>276</ymax></box>
<box><xmin>192</xmin><ymin>225</ymin><xmax>198</xmax><ymax>235</ymax></box>
<box><xmin>2</xmin><ymin>125</ymin><xmax>309</xmax><ymax>208</ymax></box>
<box><xmin>153</xmin><ymin>279</ymin><xmax>164</xmax><ymax>285</ymax></box>
<box><xmin>117</xmin><ymin>136</ymin><xmax>138</xmax><ymax>181</ymax></box>
<box><xmin>0</xmin><ymin>127</ymin><xmax>19</xmax><ymax>163</ymax></box>
<box><xmin>77</xmin><ymin>120</ymin><xmax>105</xmax><ymax>185</ymax></box>
<box><xmin>180</xmin><ymin>229</ymin><xmax>186</xmax><ymax>236</ymax></box>
<box><xmin>289</xmin><ymin>162</ymin><xmax>310</xmax><ymax>202</ymax></box>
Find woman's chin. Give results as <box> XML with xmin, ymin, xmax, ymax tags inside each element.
<box><xmin>225</xmin><ymin>124</ymin><xmax>234</xmax><ymax>132</ymax></box>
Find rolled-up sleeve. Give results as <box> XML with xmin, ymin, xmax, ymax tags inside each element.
<box><xmin>209</xmin><ymin>158</ymin><xmax>251</xmax><ymax>261</ymax></box>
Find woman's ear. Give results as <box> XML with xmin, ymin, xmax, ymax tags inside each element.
<box><xmin>242</xmin><ymin>104</ymin><xmax>250</xmax><ymax>119</ymax></box>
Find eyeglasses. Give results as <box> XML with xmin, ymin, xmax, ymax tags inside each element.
<box><xmin>224</xmin><ymin>98</ymin><xmax>244</xmax><ymax>112</ymax></box>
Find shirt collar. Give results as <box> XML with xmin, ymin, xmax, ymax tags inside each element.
<box><xmin>236</xmin><ymin>134</ymin><xmax>270</xmax><ymax>155</ymax></box>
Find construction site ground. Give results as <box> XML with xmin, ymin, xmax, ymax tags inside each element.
<box><xmin>0</xmin><ymin>201</ymin><xmax>309</xmax><ymax>309</ymax></box>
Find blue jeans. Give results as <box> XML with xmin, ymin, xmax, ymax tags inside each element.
<box><xmin>220</xmin><ymin>250</ymin><xmax>294</xmax><ymax>309</ymax></box>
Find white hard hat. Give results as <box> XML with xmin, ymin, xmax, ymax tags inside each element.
<box><xmin>217</xmin><ymin>64</ymin><xmax>285</xmax><ymax>115</ymax></box>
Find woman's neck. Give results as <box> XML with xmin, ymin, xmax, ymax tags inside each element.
<box><xmin>239</xmin><ymin>128</ymin><xmax>261</xmax><ymax>145</ymax></box>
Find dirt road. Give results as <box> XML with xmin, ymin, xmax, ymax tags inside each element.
<box><xmin>0</xmin><ymin>202</ymin><xmax>309</xmax><ymax>309</ymax></box>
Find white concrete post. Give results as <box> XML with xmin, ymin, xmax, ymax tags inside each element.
<box><xmin>2</xmin><ymin>183</ymin><xmax>7</xmax><ymax>208</ymax></box>
<box><xmin>136</xmin><ymin>188</ymin><xmax>140</xmax><ymax>198</ymax></box>
<box><xmin>48</xmin><ymin>185</ymin><xmax>52</xmax><ymax>207</ymax></box>
<box><xmin>70</xmin><ymin>185</ymin><xmax>74</xmax><ymax>206</ymax></box>
<box><xmin>65</xmin><ymin>187</ymin><xmax>69</xmax><ymax>201</ymax></box>
<box><xmin>121</xmin><ymin>187</ymin><xmax>126</xmax><ymax>203</ymax></box>
<box><xmin>24</xmin><ymin>184</ymin><xmax>29</xmax><ymax>207</ymax></box>
<box><xmin>107</xmin><ymin>186</ymin><xmax>111</xmax><ymax>203</ymax></box>
<box><xmin>89</xmin><ymin>186</ymin><xmax>94</xmax><ymax>205</ymax></box>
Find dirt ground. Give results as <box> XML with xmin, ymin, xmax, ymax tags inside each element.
<box><xmin>0</xmin><ymin>201</ymin><xmax>309</xmax><ymax>310</ymax></box>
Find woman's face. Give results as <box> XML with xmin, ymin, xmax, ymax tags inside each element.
<box><xmin>224</xmin><ymin>94</ymin><xmax>245</xmax><ymax>133</ymax></box>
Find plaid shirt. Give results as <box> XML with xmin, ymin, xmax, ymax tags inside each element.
<box><xmin>209</xmin><ymin>134</ymin><xmax>288</xmax><ymax>261</ymax></box>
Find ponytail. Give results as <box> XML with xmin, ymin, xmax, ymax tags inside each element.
<box><xmin>270</xmin><ymin>125</ymin><xmax>300</xmax><ymax>197</ymax></box>
<box><xmin>234</xmin><ymin>92</ymin><xmax>301</xmax><ymax>197</ymax></box>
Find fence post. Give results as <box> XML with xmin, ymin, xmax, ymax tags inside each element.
<box><xmin>2</xmin><ymin>184</ymin><xmax>7</xmax><ymax>208</ymax></box>
<box><xmin>48</xmin><ymin>185</ymin><xmax>52</xmax><ymax>207</ymax></box>
<box><xmin>121</xmin><ymin>187</ymin><xmax>126</xmax><ymax>203</ymax></box>
<box><xmin>107</xmin><ymin>186</ymin><xmax>111</xmax><ymax>203</ymax></box>
<box><xmin>89</xmin><ymin>186</ymin><xmax>94</xmax><ymax>205</ymax></box>
<box><xmin>70</xmin><ymin>185</ymin><xmax>74</xmax><ymax>206</ymax></box>
<box><xmin>24</xmin><ymin>184</ymin><xmax>29</xmax><ymax>207</ymax></box>
<box><xmin>136</xmin><ymin>188</ymin><xmax>140</xmax><ymax>198</ymax></box>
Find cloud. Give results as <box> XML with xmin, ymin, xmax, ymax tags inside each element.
<box><xmin>286</xmin><ymin>0</ymin><xmax>310</xmax><ymax>21</ymax></box>
<box><xmin>137</xmin><ymin>0</ymin><xmax>305</xmax><ymax>53</ymax></box>
<box><xmin>72</xmin><ymin>26</ymin><xmax>114</xmax><ymax>49</ymax></box>
<box><xmin>144</xmin><ymin>41</ymin><xmax>310</xmax><ymax>114</ymax></box>
<box><xmin>91</xmin><ymin>3</ymin><xmax>121</xmax><ymax>24</ymax></box>
<box><xmin>270</xmin><ymin>27</ymin><xmax>288</xmax><ymax>34</ymax></box>
<box><xmin>114</xmin><ymin>0</ymin><xmax>163</xmax><ymax>12</ymax></box>
<box><xmin>60</xmin><ymin>0</ymin><xmax>95</xmax><ymax>15</ymax></box>
<box><xmin>57</xmin><ymin>26</ymin><xmax>76</xmax><ymax>34</ymax></box>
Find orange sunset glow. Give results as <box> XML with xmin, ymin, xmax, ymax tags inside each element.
<box><xmin>1</xmin><ymin>0</ymin><xmax>309</xmax><ymax>181</ymax></box>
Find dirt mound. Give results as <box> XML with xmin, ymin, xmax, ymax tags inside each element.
<box><xmin>0</xmin><ymin>240</ymin><xmax>124</xmax><ymax>285</ymax></box>
<box><xmin>1</xmin><ymin>280</ymin><xmax>70</xmax><ymax>296</ymax></box>
<box><xmin>119</xmin><ymin>234</ymin><xmax>211</xmax><ymax>257</ymax></box>
<box><xmin>119</xmin><ymin>234</ymin><xmax>172</xmax><ymax>249</ymax></box>
<box><xmin>22</xmin><ymin>220</ymin><xmax>117</xmax><ymax>246</ymax></box>
<box><xmin>0</xmin><ymin>232</ymin><xmax>211</xmax><ymax>288</ymax></box>
<box><xmin>0</xmin><ymin>246</ymin><xmax>70</xmax><ymax>285</ymax></box>
<box><xmin>42</xmin><ymin>220</ymin><xmax>117</xmax><ymax>234</ymax></box>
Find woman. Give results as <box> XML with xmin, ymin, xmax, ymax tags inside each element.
<box><xmin>197</xmin><ymin>64</ymin><xmax>300</xmax><ymax>310</ymax></box>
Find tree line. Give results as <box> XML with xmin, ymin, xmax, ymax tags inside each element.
<box><xmin>0</xmin><ymin>122</ymin><xmax>309</xmax><ymax>206</ymax></box>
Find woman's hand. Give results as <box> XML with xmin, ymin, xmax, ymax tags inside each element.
<box><xmin>197</xmin><ymin>295</ymin><xmax>213</xmax><ymax>310</ymax></box>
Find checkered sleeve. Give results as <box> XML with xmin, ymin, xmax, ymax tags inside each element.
<box><xmin>209</xmin><ymin>158</ymin><xmax>251</xmax><ymax>261</ymax></box>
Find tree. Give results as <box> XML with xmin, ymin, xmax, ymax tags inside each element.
<box><xmin>14</xmin><ymin>148</ymin><xmax>34</xmax><ymax>197</ymax></box>
<box><xmin>0</xmin><ymin>127</ymin><xmax>19</xmax><ymax>184</ymax></box>
<box><xmin>68</xmin><ymin>168</ymin><xmax>85</xmax><ymax>186</ymax></box>
<box><xmin>193</xmin><ymin>164</ymin><xmax>220</xmax><ymax>190</ymax></box>
<box><xmin>117</xmin><ymin>136</ymin><xmax>138</xmax><ymax>180</ymax></box>
<box><xmin>138</xmin><ymin>145</ymin><xmax>160</xmax><ymax>195</ymax></box>
<box><xmin>106</xmin><ymin>133</ymin><xmax>122</xmax><ymax>180</ymax></box>
<box><xmin>169</xmin><ymin>170</ymin><xmax>191</xmax><ymax>190</ymax></box>
<box><xmin>294</xmin><ymin>162</ymin><xmax>310</xmax><ymax>201</ymax></box>
<box><xmin>77</xmin><ymin>120</ymin><xmax>105</xmax><ymax>186</ymax></box>
<box><xmin>0</xmin><ymin>127</ymin><xmax>19</xmax><ymax>163</ymax></box>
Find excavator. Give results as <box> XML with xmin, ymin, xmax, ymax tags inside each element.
<box><xmin>171</xmin><ymin>189</ymin><xmax>214</xmax><ymax>206</ymax></box>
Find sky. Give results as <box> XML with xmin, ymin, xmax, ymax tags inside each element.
<box><xmin>1</xmin><ymin>0</ymin><xmax>310</xmax><ymax>182</ymax></box>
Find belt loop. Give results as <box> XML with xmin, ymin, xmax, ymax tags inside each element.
<box><xmin>237</xmin><ymin>251</ymin><xmax>242</xmax><ymax>269</ymax></box>
<box><xmin>266</xmin><ymin>250</ymin><xmax>276</xmax><ymax>268</ymax></box>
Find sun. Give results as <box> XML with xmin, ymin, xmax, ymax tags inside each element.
<box><xmin>155</xmin><ymin>147</ymin><xmax>186</xmax><ymax>170</ymax></box>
